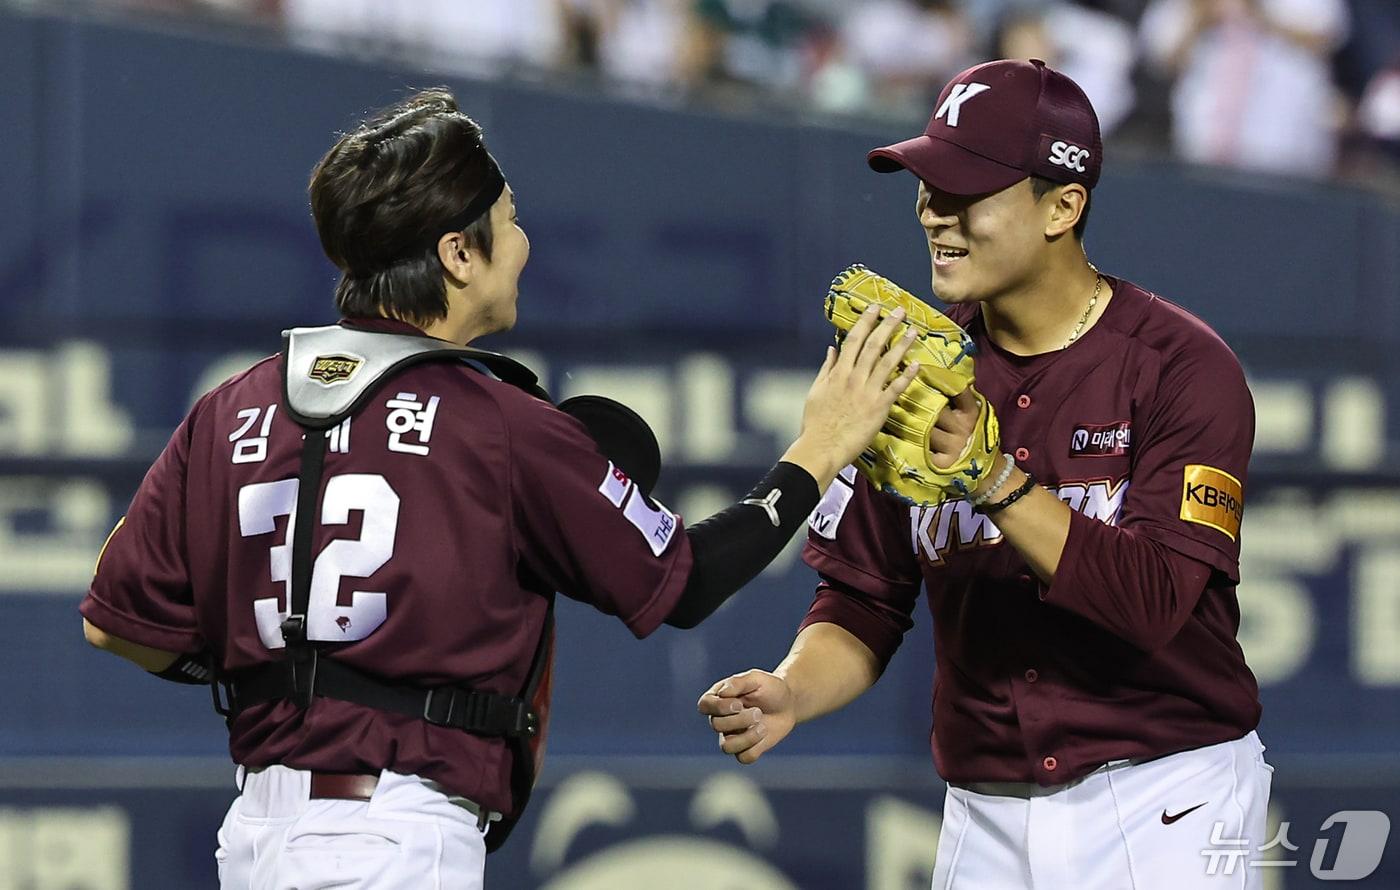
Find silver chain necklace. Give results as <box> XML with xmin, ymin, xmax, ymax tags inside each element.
<box><xmin>1063</xmin><ymin>263</ymin><xmax>1102</xmax><ymax>349</ymax></box>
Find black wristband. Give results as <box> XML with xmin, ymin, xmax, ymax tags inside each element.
<box><xmin>977</xmin><ymin>472</ymin><xmax>1037</xmax><ymax>515</ymax></box>
<box><xmin>664</xmin><ymin>461</ymin><xmax>821</xmax><ymax>629</ymax></box>
<box><xmin>152</xmin><ymin>653</ymin><xmax>214</xmax><ymax>685</ymax></box>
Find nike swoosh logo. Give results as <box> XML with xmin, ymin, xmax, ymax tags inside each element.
<box><xmin>1161</xmin><ymin>803</ymin><xmax>1208</xmax><ymax>825</ymax></box>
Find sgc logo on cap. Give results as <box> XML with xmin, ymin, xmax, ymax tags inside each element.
<box><xmin>1048</xmin><ymin>141</ymin><xmax>1090</xmax><ymax>173</ymax></box>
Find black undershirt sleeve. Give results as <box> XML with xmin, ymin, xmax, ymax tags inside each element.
<box><xmin>664</xmin><ymin>461</ymin><xmax>822</xmax><ymax>629</ymax></box>
<box><xmin>151</xmin><ymin>652</ymin><xmax>213</xmax><ymax>685</ymax></box>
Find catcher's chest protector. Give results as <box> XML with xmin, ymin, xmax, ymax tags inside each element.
<box><xmin>280</xmin><ymin>325</ymin><xmax>555</xmax><ymax>852</ymax></box>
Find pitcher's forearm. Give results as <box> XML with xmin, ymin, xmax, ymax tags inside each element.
<box><xmin>971</xmin><ymin>455</ymin><xmax>1071</xmax><ymax>585</ymax></box>
<box><xmin>774</xmin><ymin>622</ymin><xmax>881</xmax><ymax>724</ymax></box>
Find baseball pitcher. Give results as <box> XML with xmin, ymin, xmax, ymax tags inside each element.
<box><xmin>700</xmin><ymin>59</ymin><xmax>1269</xmax><ymax>890</ymax></box>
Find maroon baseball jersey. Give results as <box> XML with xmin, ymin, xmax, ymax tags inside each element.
<box><xmin>80</xmin><ymin>318</ymin><xmax>693</xmax><ymax>815</ymax></box>
<box><xmin>803</xmin><ymin>276</ymin><xmax>1261</xmax><ymax>787</ymax></box>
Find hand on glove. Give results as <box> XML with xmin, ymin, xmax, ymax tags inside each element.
<box><xmin>825</xmin><ymin>263</ymin><xmax>1001</xmax><ymax>505</ymax></box>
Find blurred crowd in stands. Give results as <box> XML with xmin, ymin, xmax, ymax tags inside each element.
<box><xmin>30</xmin><ymin>0</ymin><xmax>1400</xmax><ymax>183</ymax></box>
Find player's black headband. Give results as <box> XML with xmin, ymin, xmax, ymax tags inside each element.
<box><xmin>433</xmin><ymin>152</ymin><xmax>506</xmax><ymax>247</ymax></box>
<box><xmin>345</xmin><ymin>153</ymin><xmax>506</xmax><ymax>277</ymax></box>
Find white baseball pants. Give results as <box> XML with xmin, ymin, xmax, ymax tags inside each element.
<box><xmin>932</xmin><ymin>731</ymin><xmax>1273</xmax><ymax>890</ymax></box>
<box><xmin>215</xmin><ymin>765</ymin><xmax>488</xmax><ymax>890</ymax></box>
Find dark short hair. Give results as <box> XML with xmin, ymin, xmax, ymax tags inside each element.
<box><xmin>1030</xmin><ymin>175</ymin><xmax>1091</xmax><ymax>240</ymax></box>
<box><xmin>309</xmin><ymin>88</ymin><xmax>497</xmax><ymax>325</ymax></box>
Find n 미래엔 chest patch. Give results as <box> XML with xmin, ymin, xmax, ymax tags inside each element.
<box><xmin>1069</xmin><ymin>421</ymin><xmax>1131</xmax><ymax>457</ymax></box>
<box><xmin>1180</xmin><ymin>464</ymin><xmax>1244</xmax><ymax>541</ymax></box>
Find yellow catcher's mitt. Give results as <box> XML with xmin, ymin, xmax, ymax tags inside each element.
<box><xmin>825</xmin><ymin>263</ymin><xmax>1000</xmax><ymax>505</ymax></box>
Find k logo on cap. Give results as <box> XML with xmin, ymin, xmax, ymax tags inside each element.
<box><xmin>934</xmin><ymin>83</ymin><xmax>991</xmax><ymax>128</ymax></box>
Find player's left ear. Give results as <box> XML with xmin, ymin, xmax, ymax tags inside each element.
<box><xmin>438</xmin><ymin>231</ymin><xmax>474</xmax><ymax>287</ymax></box>
<box><xmin>1044</xmin><ymin>184</ymin><xmax>1087</xmax><ymax>239</ymax></box>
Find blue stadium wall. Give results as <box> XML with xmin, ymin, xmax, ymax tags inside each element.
<box><xmin>2</xmin><ymin>7</ymin><xmax>1398</xmax><ymax>888</ymax></box>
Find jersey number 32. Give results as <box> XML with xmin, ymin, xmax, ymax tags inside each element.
<box><xmin>237</xmin><ymin>474</ymin><xmax>399</xmax><ymax>649</ymax></box>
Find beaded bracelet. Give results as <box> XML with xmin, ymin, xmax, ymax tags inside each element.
<box><xmin>968</xmin><ymin>453</ymin><xmax>1017</xmax><ymax>507</ymax></box>
<box><xmin>977</xmin><ymin>472</ymin><xmax>1037</xmax><ymax>515</ymax></box>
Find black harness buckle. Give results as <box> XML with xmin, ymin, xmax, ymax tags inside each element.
<box><xmin>280</xmin><ymin>614</ymin><xmax>308</xmax><ymax>645</ymax></box>
<box><xmin>420</xmin><ymin>688</ymin><xmax>537</xmax><ymax>737</ymax></box>
<box><xmin>211</xmin><ymin>677</ymin><xmax>237</xmax><ymax>719</ymax></box>
<box><xmin>423</xmin><ymin>688</ymin><xmax>459</xmax><ymax>726</ymax></box>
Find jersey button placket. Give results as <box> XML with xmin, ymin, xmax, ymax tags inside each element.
<box><xmin>1017</xmin><ymin>394</ymin><xmax>1032</xmax><ymax>409</ymax></box>
<box><xmin>1015</xmin><ymin>447</ymin><xmax>1030</xmax><ymax>461</ymax></box>
<box><xmin>1043</xmin><ymin>756</ymin><xmax>1058</xmax><ymax>772</ymax></box>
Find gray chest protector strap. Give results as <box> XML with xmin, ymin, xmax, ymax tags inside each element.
<box><xmin>212</xmin><ymin>326</ymin><xmax>555</xmax><ymax>849</ymax></box>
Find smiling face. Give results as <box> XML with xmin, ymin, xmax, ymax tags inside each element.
<box><xmin>467</xmin><ymin>185</ymin><xmax>530</xmax><ymax>334</ymax></box>
<box><xmin>917</xmin><ymin>178</ymin><xmax>1052</xmax><ymax>304</ymax></box>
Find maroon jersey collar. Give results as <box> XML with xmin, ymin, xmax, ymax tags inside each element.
<box><xmin>339</xmin><ymin>316</ymin><xmax>432</xmax><ymax>338</ymax></box>
<box><xmin>970</xmin><ymin>275</ymin><xmax>1143</xmax><ymax>369</ymax></box>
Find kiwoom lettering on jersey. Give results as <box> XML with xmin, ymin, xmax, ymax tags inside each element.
<box><xmin>1180</xmin><ymin>464</ymin><xmax>1244</xmax><ymax>541</ymax></box>
<box><xmin>1069</xmin><ymin>421</ymin><xmax>1131</xmax><ymax>457</ymax></box>
<box><xmin>309</xmin><ymin>354</ymin><xmax>364</xmax><ymax>385</ymax></box>
<box><xmin>913</xmin><ymin>479</ymin><xmax>1127</xmax><ymax>564</ymax></box>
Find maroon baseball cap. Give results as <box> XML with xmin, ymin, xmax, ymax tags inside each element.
<box><xmin>868</xmin><ymin>58</ymin><xmax>1102</xmax><ymax>195</ymax></box>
